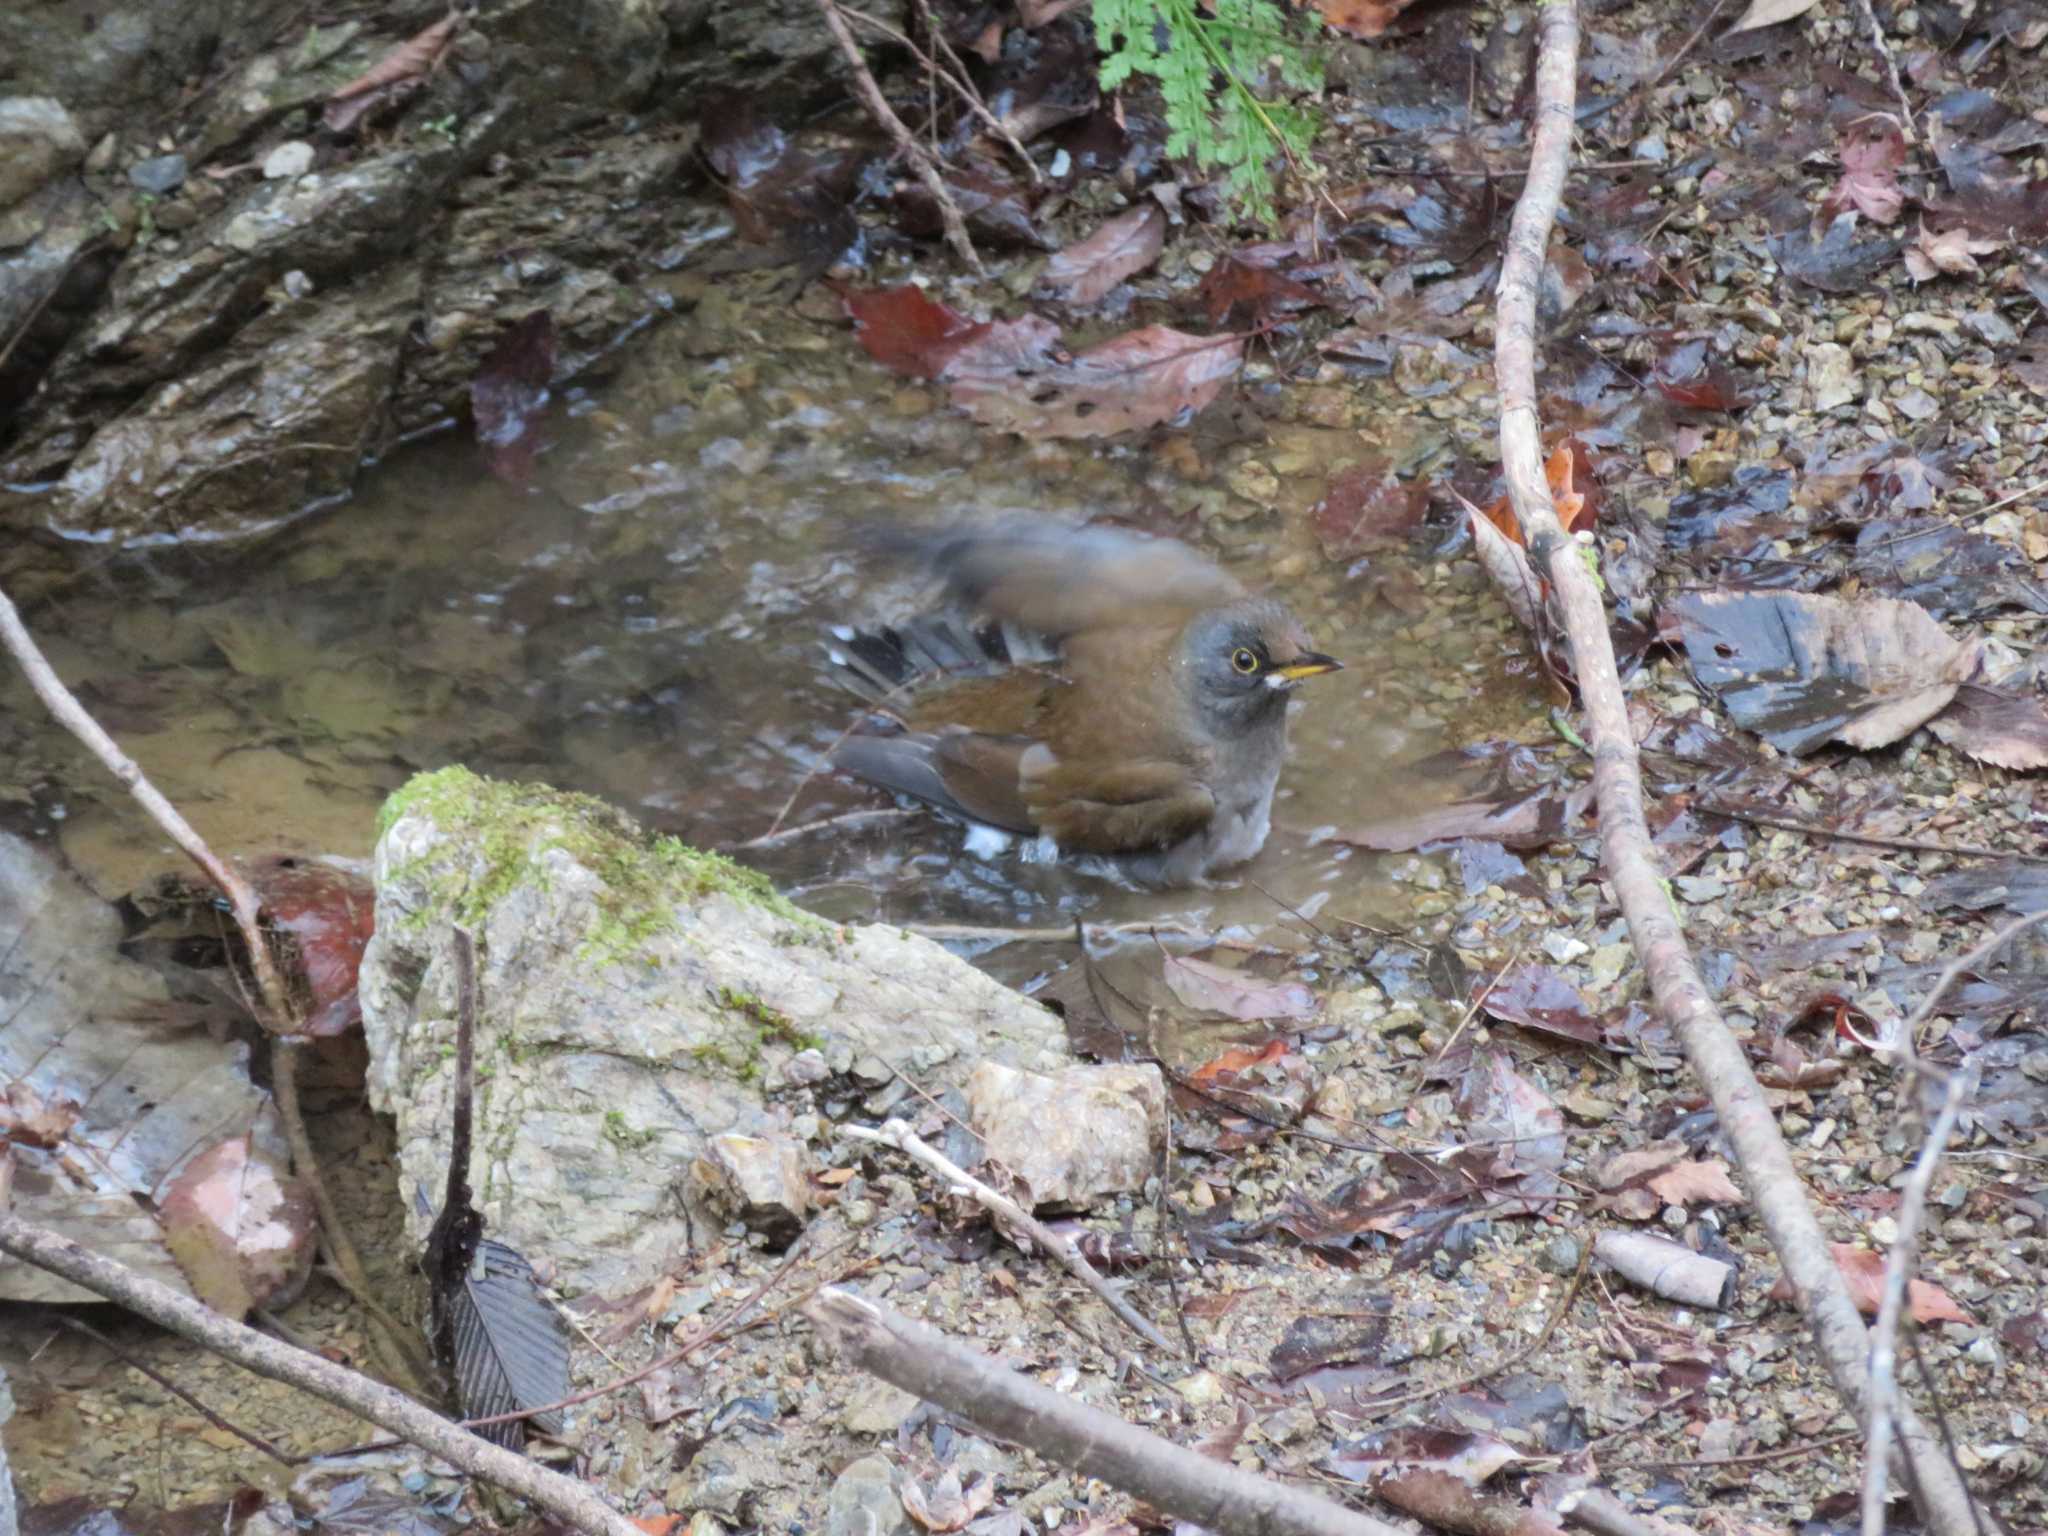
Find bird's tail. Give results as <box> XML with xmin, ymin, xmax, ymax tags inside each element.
<box><xmin>821</xmin><ymin>616</ymin><xmax>1048</xmax><ymax>713</ymax></box>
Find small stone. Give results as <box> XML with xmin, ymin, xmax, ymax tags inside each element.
<box><xmin>0</xmin><ymin>97</ymin><xmax>88</xmax><ymax>208</ymax></box>
<box><xmin>686</xmin><ymin>1133</ymin><xmax>812</xmax><ymax>1243</ymax></box>
<box><xmin>1807</xmin><ymin>342</ymin><xmax>1857</xmax><ymax>412</ymax></box>
<box><xmin>262</xmin><ymin>140</ymin><xmax>316</xmax><ymax>180</ymax></box>
<box><xmin>1893</xmin><ymin>386</ymin><xmax>1939</xmax><ymax>421</ymax></box>
<box><xmin>127</xmin><ymin>152</ymin><xmax>189</xmax><ymax>196</ymax></box>
<box><xmin>827</xmin><ymin>1455</ymin><xmax>910</xmax><ymax>1536</ymax></box>
<box><xmin>842</xmin><ymin>1380</ymin><xmax>917</xmax><ymax>1436</ymax></box>
<box><xmin>1538</xmin><ymin>1234</ymin><xmax>1584</xmax><ymax>1273</ymax></box>
<box><xmin>1674</xmin><ymin>876</ymin><xmax>1726</xmax><ymax>902</ymax></box>
<box><xmin>965</xmin><ymin>1061</ymin><xmax>1167</xmax><ymax>1209</ymax></box>
<box><xmin>1542</xmin><ymin>932</ymin><xmax>1590</xmax><ymax>963</ymax></box>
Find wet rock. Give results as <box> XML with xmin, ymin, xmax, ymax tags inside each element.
<box><xmin>664</xmin><ymin>0</ymin><xmax>907</xmax><ymax>101</ymax></box>
<box><xmin>0</xmin><ymin>98</ymin><xmax>87</xmax><ymax>210</ymax></box>
<box><xmin>0</xmin><ymin>4</ymin><xmax>238</xmax><ymax>138</ymax></box>
<box><xmin>687</xmin><ymin>1132</ymin><xmax>812</xmax><ymax>1243</ymax></box>
<box><xmin>360</xmin><ymin>767</ymin><xmax>1068</xmax><ymax>1295</ymax></box>
<box><xmin>826</xmin><ymin>1455</ymin><xmax>911</xmax><ymax>1536</ymax></box>
<box><xmin>0</xmin><ymin>184</ymin><xmax>112</xmax><ymax>422</ymax></box>
<box><xmin>127</xmin><ymin>153</ymin><xmax>189</xmax><ymax>196</ymax></box>
<box><xmin>261</xmin><ymin>141</ymin><xmax>315</xmax><ymax>181</ymax></box>
<box><xmin>964</xmin><ymin>1062</ymin><xmax>1168</xmax><ymax>1209</ymax></box>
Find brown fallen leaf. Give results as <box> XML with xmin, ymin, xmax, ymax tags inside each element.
<box><xmin>1768</xmin><ymin>1242</ymin><xmax>1974</xmax><ymax>1325</ymax></box>
<box><xmin>837</xmin><ymin>284</ymin><xmax>991</xmax><ymax>380</ymax></box>
<box><xmin>1927</xmin><ymin>682</ymin><xmax>2048</xmax><ymax>770</ymax></box>
<box><xmin>323</xmin><ymin>14</ymin><xmax>459</xmax><ymax>131</ymax></box>
<box><xmin>1164</xmin><ymin>954</ymin><xmax>1319</xmax><ymax>1022</ymax></box>
<box><xmin>1646</xmin><ymin>1158</ymin><xmax>1746</xmax><ymax>1208</ymax></box>
<box><xmin>945</xmin><ymin>322</ymin><xmax>1243</xmax><ymax>438</ymax></box>
<box><xmin>1904</xmin><ymin>221</ymin><xmax>2006</xmax><ymax>280</ymax></box>
<box><xmin>157</xmin><ymin>1132</ymin><xmax>317</xmax><ymax>1319</ymax></box>
<box><xmin>1824</xmin><ymin>122</ymin><xmax>1906</xmax><ymax>226</ymax></box>
<box><xmin>1039</xmin><ymin>205</ymin><xmax>1166</xmax><ymax>306</ymax></box>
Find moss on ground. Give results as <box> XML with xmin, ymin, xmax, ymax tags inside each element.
<box><xmin>377</xmin><ymin>765</ymin><xmax>811</xmax><ymax>962</ymax></box>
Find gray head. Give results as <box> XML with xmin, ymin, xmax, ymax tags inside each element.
<box><xmin>1178</xmin><ymin>598</ymin><xmax>1342</xmax><ymax>738</ymax></box>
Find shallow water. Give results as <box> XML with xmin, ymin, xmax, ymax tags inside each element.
<box><xmin>6</xmin><ymin>257</ymin><xmax>1552</xmax><ymax>955</ymax></box>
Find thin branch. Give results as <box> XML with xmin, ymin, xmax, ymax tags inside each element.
<box><xmin>1851</xmin><ymin>0</ymin><xmax>1917</xmax><ymax>143</ymax></box>
<box><xmin>842</xmin><ymin>1117</ymin><xmax>1177</xmax><ymax>1355</ymax></box>
<box><xmin>55</xmin><ymin>1314</ymin><xmax>301</xmax><ymax>1466</ymax></box>
<box><xmin>1484</xmin><ymin>5</ymin><xmax>1984</xmax><ymax>1535</ymax></box>
<box><xmin>0</xmin><ymin>1214</ymin><xmax>642</xmax><ymax>1536</ymax></box>
<box><xmin>1903</xmin><ymin>909</ymin><xmax>2048</xmax><ymax>1055</ymax></box>
<box><xmin>0</xmin><ymin>583</ymin><xmax>292</xmax><ymax>1024</ymax></box>
<box><xmin>807</xmin><ymin>1288</ymin><xmax>1408</xmax><ymax>1536</ymax></box>
<box><xmin>1694</xmin><ymin>797</ymin><xmax>2046</xmax><ymax>864</ymax></box>
<box><xmin>1862</xmin><ymin>1062</ymin><xmax>1977</xmax><ymax>1536</ymax></box>
<box><xmin>814</xmin><ymin>0</ymin><xmax>984</xmax><ymax>274</ymax></box>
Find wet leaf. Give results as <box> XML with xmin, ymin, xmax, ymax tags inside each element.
<box><xmin>1729</xmin><ymin>0</ymin><xmax>1818</xmax><ymax>32</ymax></box>
<box><xmin>1188</xmin><ymin>1038</ymin><xmax>1293</xmax><ymax>1085</ymax></box>
<box><xmin>1666</xmin><ymin>590</ymin><xmax>1977</xmax><ymax>754</ymax></box>
<box><xmin>895</xmin><ymin>159</ymin><xmax>1050</xmax><ymax>250</ymax></box>
<box><xmin>1039</xmin><ymin>206</ymin><xmax>1165</xmax><ymax>306</ymax></box>
<box><xmin>700</xmin><ymin>95</ymin><xmax>864</xmax><ymax>271</ymax></box>
<box><xmin>1453</xmin><ymin>1048</ymin><xmax>1565</xmax><ymax>1216</ymax></box>
<box><xmin>1770</xmin><ymin>211</ymin><xmax>1901</xmax><ymax>292</ymax></box>
<box><xmin>157</xmin><ymin>1132</ymin><xmax>317</xmax><ymax>1319</ymax></box>
<box><xmin>1926</xmin><ymin>683</ymin><xmax>2048</xmax><ymax>770</ymax></box>
<box><xmin>1328</xmin><ymin>782</ymin><xmax>1591</xmax><ymax>853</ymax></box>
<box><xmin>472</xmin><ymin>311</ymin><xmax>556</xmax><ymax>489</ymax></box>
<box><xmin>838</xmin><ymin>284</ymin><xmax>989</xmax><ymax>380</ymax></box>
<box><xmin>1652</xmin><ymin>338</ymin><xmax>1744</xmax><ymax>411</ymax></box>
<box><xmin>1196</xmin><ymin>256</ymin><xmax>1325</xmax><ymax>328</ymax></box>
<box><xmin>323</xmin><ymin>15</ymin><xmax>458</xmax><ymax>132</ymax></box>
<box><xmin>1165</xmin><ymin>955</ymin><xmax>1318</xmax><ymax>1022</ymax></box>
<box><xmin>1270</xmin><ymin>1308</ymin><xmax>1390</xmax><ymax>1378</ymax></box>
<box><xmin>1823</xmin><ymin>121</ymin><xmax>1906</xmax><ymax>226</ymax></box>
<box><xmin>1311</xmin><ymin>459</ymin><xmax>1429</xmax><ymax>560</ymax></box>
<box><xmin>1477</xmin><ymin>965</ymin><xmax>1604</xmax><ymax>1047</ymax></box>
<box><xmin>944</xmin><ymin>322</ymin><xmax>1243</xmax><ymax>438</ymax></box>
<box><xmin>250</xmin><ymin>857</ymin><xmax>375</xmax><ymax>1037</ymax></box>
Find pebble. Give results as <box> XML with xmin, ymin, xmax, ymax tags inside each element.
<box><xmin>826</xmin><ymin>1456</ymin><xmax>910</xmax><ymax>1536</ymax></box>
<box><xmin>263</xmin><ymin>140</ymin><xmax>315</xmax><ymax>179</ymax></box>
<box><xmin>128</xmin><ymin>153</ymin><xmax>188</xmax><ymax>194</ymax></box>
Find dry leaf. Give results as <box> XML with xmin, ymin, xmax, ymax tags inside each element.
<box><xmin>1927</xmin><ymin>683</ymin><xmax>2048</xmax><ymax>770</ymax></box>
<box><xmin>1646</xmin><ymin>1158</ymin><xmax>1746</xmax><ymax>1208</ymax></box>
<box><xmin>1316</xmin><ymin>0</ymin><xmax>1421</xmax><ymax>37</ymax></box>
<box><xmin>945</xmin><ymin>323</ymin><xmax>1243</xmax><ymax>438</ymax></box>
<box><xmin>1729</xmin><ymin>0</ymin><xmax>1819</xmax><ymax>32</ymax></box>
<box><xmin>1904</xmin><ymin>221</ymin><xmax>2006</xmax><ymax>279</ymax></box>
<box><xmin>1164</xmin><ymin>955</ymin><xmax>1318</xmax><ymax>1022</ymax></box>
<box><xmin>1770</xmin><ymin>1243</ymin><xmax>1975</xmax><ymax>1325</ymax></box>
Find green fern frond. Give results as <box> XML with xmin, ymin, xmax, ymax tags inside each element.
<box><xmin>1092</xmin><ymin>0</ymin><xmax>1322</xmax><ymax>225</ymax></box>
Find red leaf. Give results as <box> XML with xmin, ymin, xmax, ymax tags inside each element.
<box><xmin>251</xmin><ymin>858</ymin><xmax>375</xmax><ymax>1037</ymax></box>
<box><xmin>1823</xmin><ymin>121</ymin><xmax>1907</xmax><ymax>225</ymax></box>
<box><xmin>1196</xmin><ymin>256</ymin><xmax>1324</xmax><ymax>328</ymax></box>
<box><xmin>158</xmin><ymin>1134</ymin><xmax>317</xmax><ymax>1319</ymax></box>
<box><xmin>1316</xmin><ymin>0</ymin><xmax>1422</xmax><ymax>37</ymax></box>
<box><xmin>838</xmin><ymin>284</ymin><xmax>990</xmax><ymax>380</ymax></box>
<box><xmin>1477</xmin><ymin>964</ymin><xmax>1604</xmax><ymax>1047</ymax></box>
<box><xmin>1311</xmin><ymin>459</ymin><xmax>1428</xmax><ymax>560</ymax></box>
<box><xmin>1768</xmin><ymin>1243</ymin><xmax>1974</xmax><ymax>1325</ymax></box>
<box><xmin>1653</xmin><ymin>338</ymin><xmax>1744</xmax><ymax>411</ymax></box>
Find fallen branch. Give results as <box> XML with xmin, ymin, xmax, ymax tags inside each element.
<box><xmin>0</xmin><ymin>1214</ymin><xmax>642</xmax><ymax>1536</ymax></box>
<box><xmin>842</xmin><ymin>1117</ymin><xmax>1176</xmax><ymax>1355</ymax></box>
<box><xmin>806</xmin><ymin>1287</ymin><xmax>1406</xmax><ymax>1536</ymax></box>
<box><xmin>1486</xmin><ymin>5</ymin><xmax>1983</xmax><ymax>1534</ymax></box>
<box><xmin>815</xmin><ymin>0</ymin><xmax>985</xmax><ymax>275</ymax></box>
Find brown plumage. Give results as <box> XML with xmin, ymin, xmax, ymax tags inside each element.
<box><xmin>826</xmin><ymin>524</ymin><xmax>1340</xmax><ymax>885</ymax></box>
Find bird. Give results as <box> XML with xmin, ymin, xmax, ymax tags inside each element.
<box><xmin>823</xmin><ymin>522</ymin><xmax>1341</xmax><ymax>886</ymax></box>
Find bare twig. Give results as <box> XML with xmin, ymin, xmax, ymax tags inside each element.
<box><xmin>0</xmin><ymin>1214</ymin><xmax>642</xmax><ymax>1536</ymax></box>
<box><xmin>1862</xmin><ymin>1062</ymin><xmax>1978</xmax><ymax>1536</ymax></box>
<box><xmin>0</xmin><ymin>583</ymin><xmax>291</xmax><ymax>1023</ymax></box>
<box><xmin>55</xmin><ymin>1314</ymin><xmax>300</xmax><ymax>1466</ymax></box>
<box><xmin>733</xmin><ymin>806</ymin><xmax>919</xmax><ymax>850</ymax></box>
<box><xmin>814</xmin><ymin>0</ymin><xmax>984</xmax><ymax>274</ymax></box>
<box><xmin>1903</xmin><ymin>909</ymin><xmax>2048</xmax><ymax>1055</ymax></box>
<box><xmin>838</xmin><ymin>0</ymin><xmax>1043</xmax><ymax>185</ymax></box>
<box><xmin>1559</xmin><ymin>1488</ymin><xmax>1693</xmax><ymax>1536</ymax></box>
<box><xmin>842</xmin><ymin>1117</ymin><xmax>1177</xmax><ymax>1355</ymax></box>
<box><xmin>1485</xmin><ymin>5</ymin><xmax>1983</xmax><ymax>1534</ymax></box>
<box><xmin>807</xmin><ymin>1288</ymin><xmax>1408</xmax><ymax>1536</ymax></box>
<box><xmin>1693</xmin><ymin>797</ymin><xmax>2046</xmax><ymax>865</ymax></box>
<box><xmin>1851</xmin><ymin>0</ymin><xmax>1917</xmax><ymax>143</ymax></box>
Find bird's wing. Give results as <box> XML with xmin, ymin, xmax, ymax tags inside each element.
<box><xmin>1023</xmin><ymin>754</ymin><xmax>1218</xmax><ymax>855</ymax></box>
<box><xmin>915</xmin><ymin>524</ymin><xmax>1245</xmax><ymax>636</ymax></box>
<box><xmin>831</xmin><ymin>730</ymin><xmax>1041</xmax><ymax>834</ymax></box>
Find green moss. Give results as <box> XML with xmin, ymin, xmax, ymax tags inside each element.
<box><xmin>714</xmin><ymin>985</ymin><xmax>821</xmax><ymax>1053</ymax></box>
<box><xmin>376</xmin><ymin>765</ymin><xmax>813</xmax><ymax>963</ymax></box>
<box><xmin>602</xmin><ymin>1109</ymin><xmax>659</xmax><ymax>1151</ymax></box>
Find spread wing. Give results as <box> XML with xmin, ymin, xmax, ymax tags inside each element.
<box><xmin>910</xmin><ymin>524</ymin><xmax>1245</xmax><ymax>637</ymax></box>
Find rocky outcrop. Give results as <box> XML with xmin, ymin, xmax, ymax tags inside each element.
<box><xmin>359</xmin><ymin>768</ymin><xmax>1068</xmax><ymax>1296</ymax></box>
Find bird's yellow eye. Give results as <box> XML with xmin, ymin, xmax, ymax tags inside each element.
<box><xmin>1231</xmin><ymin>646</ymin><xmax>1260</xmax><ymax>674</ymax></box>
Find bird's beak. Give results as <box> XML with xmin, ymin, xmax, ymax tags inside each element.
<box><xmin>1266</xmin><ymin>652</ymin><xmax>1343</xmax><ymax>688</ymax></box>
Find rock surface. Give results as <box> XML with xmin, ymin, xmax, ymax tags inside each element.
<box><xmin>964</xmin><ymin>1062</ymin><xmax>1168</xmax><ymax>1208</ymax></box>
<box><xmin>359</xmin><ymin>767</ymin><xmax>1068</xmax><ymax>1296</ymax></box>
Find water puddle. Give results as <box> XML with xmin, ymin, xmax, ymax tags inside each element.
<box><xmin>6</xmin><ymin>256</ymin><xmax>1553</xmax><ymax>956</ymax></box>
